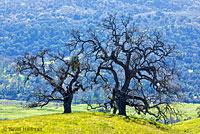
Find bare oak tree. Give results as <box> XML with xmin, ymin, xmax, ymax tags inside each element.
<box><xmin>68</xmin><ymin>14</ymin><xmax>181</xmax><ymax>121</ymax></box>
<box><xmin>16</xmin><ymin>49</ymin><xmax>88</xmax><ymax>113</ymax></box>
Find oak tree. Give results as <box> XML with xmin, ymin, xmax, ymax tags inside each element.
<box><xmin>68</xmin><ymin>14</ymin><xmax>181</xmax><ymax>121</ymax></box>
<box><xmin>16</xmin><ymin>49</ymin><xmax>88</xmax><ymax>113</ymax></box>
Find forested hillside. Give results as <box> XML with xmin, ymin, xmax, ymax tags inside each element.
<box><xmin>0</xmin><ymin>0</ymin><xmax>200</xmax><ymax>102</ymax></box>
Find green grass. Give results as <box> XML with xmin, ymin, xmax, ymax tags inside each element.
<box><xmin>173</xmin><ymin>103</ymin><xmax>200</xmax><ymax>119</ymax></box>
<box><xmin>126</xmin><ymin>103</ymin><xmax>200</xmax><ymax>121</ymax></box>
<box><xmin>0</xmin><ymin>99</ymin><xmax>88</xmax><ymax>120</ymax></box>
<box><xmin>0</xmin><ymin>112</ymin><xmax>200</xmax><ymax>134</ymax></box>
<box><xmin>0</xmin><ymin>112</ymin><xmax>176</xmax><ymax>134</ymax></box>
<box><xmin>172</xmin><ymin>118</ymin><xmax>200</xmax><ymax>134</ymax></box>
<box><xmin>1</xmin><ymin>100</ymin><xmax>200</xmax><ymax>133</ymax></box>
<box><xmin>1</xmin><ymin>99</ymin><xmax>200</xmax><ymax>121</ymax></box>
<box><xmin>1</xmin><ymin>112</ymin><xmax>199</xmax><ymax>134</ymax></box>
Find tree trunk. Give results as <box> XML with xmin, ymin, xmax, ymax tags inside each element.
<box><xmin>118</xmin><ymin>94</ymin><xmax>126</xmax><ymax>116</ymax></box>
<box><xmin>63</xmin><ymin>94</ymin><xmax>73</xmax><ymax>113</ymax></box>
<box><xmin>117</xmin><ymin>77</ymin><xmax>130</xmax><ymax>116</ymax></box>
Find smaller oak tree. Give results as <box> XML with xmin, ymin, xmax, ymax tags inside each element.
<box><xmin>16</xmin><ymin>49</ymin><xmax>88</xmax><ymax>113</ymax></box>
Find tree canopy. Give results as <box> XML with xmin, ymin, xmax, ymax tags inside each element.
<box><xmin>16</xmin><ymin>49</ymin><xmax>88</xmax><ymax>113</ymax></box>
<box><xmin>68</xmin><ymin>14</ymin><xmax>181</xmax><ymax>122</ymax></box>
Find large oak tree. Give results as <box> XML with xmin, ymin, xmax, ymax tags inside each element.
<box><xmin>68</xmin><ymin>14</ymin><xmax>181</xmax><ymax>121</ymax></box>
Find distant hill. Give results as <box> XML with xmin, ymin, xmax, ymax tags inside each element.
<box><xmin>0</xmin><ymin>0</ymin><xmax>199</xmax><ymax>56</ymax></box>
<box><xmin>0</xmin><ymin>0</ymin><xmax>200</xmax><ymax>102</ymax></box>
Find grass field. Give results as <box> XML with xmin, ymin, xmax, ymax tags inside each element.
<box><xmin>0</xmin><ymin>112</ymin><xmax>200</xmax><ymax>134</ymax></box>
<box><xmin>172</xmin><ymin>118</ymin><xmax>200</xmax><ymax>134</ymax></box>
<box><xmin>1</xmin><ymin>100</ymin><xmax>200</xmax><ymax>133</ymax></box>
<box><xmin>0</xmin><ymin>112</ymin><xmax>175</xmax><ymax>134</ymax></box>
<box><xmin>127</xmin><ymin>103</ymin><xmax>200</xmax><ymax>122</ymax></box>
<box><xmin>0</xmin><ymin>99</ymin><xmax>88</xmax><ymax>120</ymax></box>
<box><xmin>1</xmin><ymin>99</ymin><xmax>200</xmax><ymax>121</ymax></box>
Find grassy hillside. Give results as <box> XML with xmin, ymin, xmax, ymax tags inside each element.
<box><xmin>126</xmin><ymin>103</ymin><xmax>200</xmax><ymax>121</ymax></box>
<box><xmin>0</xmin><ymin>112</ymin><xmax>175</xmax><ymax>134</ymax></box>
<box><xmin>1</xmin><ymin>112</ymin><xmax>200</xmax><ymax>134</ymax></box>
<box><xmin>1</xmin><ymin>100</ymin><xmax>200</xmax><ymax>134</ymax></box>
<box><xmin>0</xmin><ymin>99</ymin><xmax>88</xmax><ymax>120</ymax></box>
<box><xmin>172</xmin><ymin>118</ymin><xmax>200</xmax><ymax>134</ymax></box>
<box><xmin>1</xmin><ymin>100</ymin><xmax>200</xmax><ymax>122</ymax></box>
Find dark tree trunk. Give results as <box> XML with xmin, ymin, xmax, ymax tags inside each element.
<box><xmin>118</xmin><ymin>94</ymin><xmax>126</xmax><ymax>116</ymax></box>
<box><xmin>63</xmin><ymin>94</ymin><xmax>73</xmax><ymax>113</ymax></box>
<box><xmin>117</xmin><ymin>77</ymin><xmax>130</xmax><ymax>116</ymax></box>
